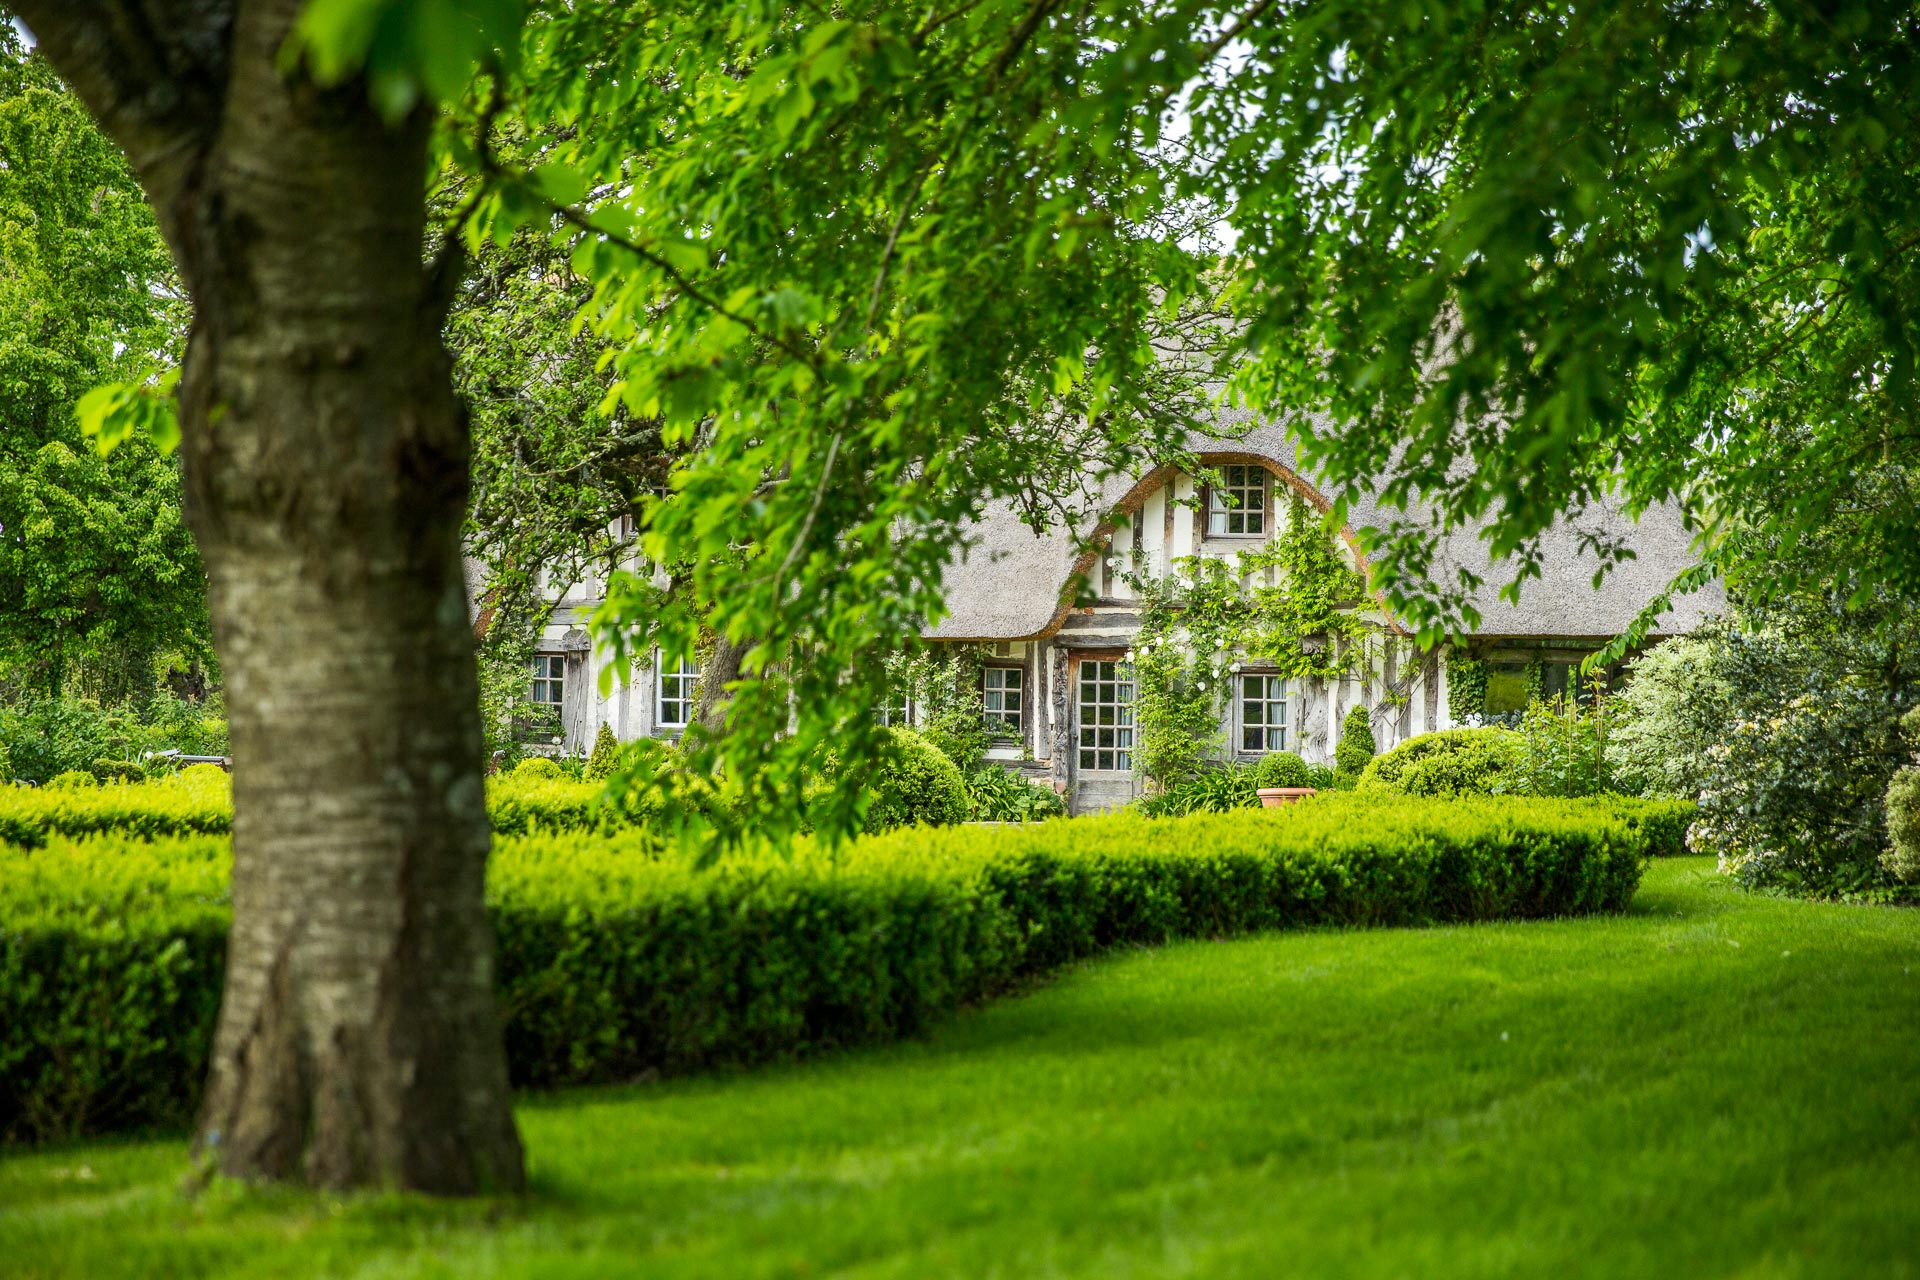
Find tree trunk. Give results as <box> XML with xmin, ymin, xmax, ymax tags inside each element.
<box><xmin>694</xmin><ymin>632</ymin><xmax>750</xmax><ymax>734</ymax></box>
<box><xmin>19</xmin><ymin>0</ymin><xmax>524</xmax><ymax>1192</ymax></box>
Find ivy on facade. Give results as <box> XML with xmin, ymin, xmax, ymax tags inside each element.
<box><xmin>1125</xmin><ymin>495</ymin><xmax>1376</xmax><ymax>789</ymax></box>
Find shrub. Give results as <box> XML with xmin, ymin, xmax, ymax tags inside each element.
<box><xmin>1251</xmin><ymin>751</ymin><xmax>1313</xmax><ymax>789</ymax></box>
<box><xmin>1334</xmin><ymin>705</ymin><xmax>1376</xmax><ymax>781</ymax></box>
<box><xmin>585</xmin><ymin>724</ymin><xmax>620</xmax><ymax>780</ymax></box>
<box><xmin>1882</xmin><ymin>708</ymin><xmax>1920</xmax><ymax>883</ymax></box>
<box><xmin>1886</xmin><ymin>768</ymin><xmax>1920</xmax><ymax>882</ymax></box>
<box><xmin>1138</xmin><ymin>764</ymin><xmax>1256</xmax><ymax>816</ymax></box>
<box><xmin>1</xmin><ymin>794</ymin><xmax>1651</xmax><ymax>1143</ymax></box>
<box><xmin>1505</xmin><ymin>695</ymin><xmax>1613</xmax><ymax>799</ymax></box>
<box><xmin>965</xmin><ymin>766</ymin><xmax>1064</xmax><ymax>822</ymax></box>
<box><xmin>1357</xmin><ymin>728</ymin><xmax>1523</xmax><ymax>798</ymax></box>
<box><xmin>0</xmin><ymin>768</ymin><xmax>231</xmax><ymax>847</ymax></box>
<box><xmin>1605</xmin><ymin>633</ymin><xmax>1737</xmax><ymax>800</ymax></box>
<box><xmin>0</xmin><ymin>694</ymin><xmax>228</xmax><ymax>785</ymax></box>
<box><xmin>1689</xmin><ymin>615</ymin><xmax>1919</xmax><ymax>900</ymax></box>
<box><xmin>1589</xmin><ymin>796</ymin><xmax>1697</xmax><ymax>859</ymax></box>
<box><xmin>46</xmin><ymin>770</ymin><xmax>97</xmax><ymax>790</ymax></box>
<box><xmin>858</xmin><ymin>728</ymin><xmax>969</xmax><ymax>832</ymax></box>
<box><xmin>0</xmin><ymin>769</ymin><xmax>678</xmax><ymax>848</ymax></box>
<box><xmin>88</xmin><ymin>758</ymin><xmax>146</xmax><ymax>785</ymax></box>
<box><xmin>1305</xmin><ymin>762</ymin><xmax>1336</xmax><ymax>790</ymax></box>
<box><xmin>513</xmin><ymin>756</ymin><xmax>565</xmax><ymax>781</ymax></box>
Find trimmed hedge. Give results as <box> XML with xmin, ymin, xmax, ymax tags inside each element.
<box><xmin>0</xmin><ymin>771</ymin><xmax>647</xmax><ymax>848</ymax></box>
<box><xmin>0</xmin><ymin>770</ymin><xmax>233</xmax><ymax>847</ymax></box>
<box><xmin>1591</xmin><ymin>796</ymin><xmax>1697</xmax><ymax>858</ymax></box>
<box><xmin>2</xmin><ymin>795</ymin><xmax>1654</xmax><ymax>1144</ymax></box>
<box><xmin>1358</xmin><ymin>728</ymin><xmax>1524</xmax><ymax>797</ymax></box>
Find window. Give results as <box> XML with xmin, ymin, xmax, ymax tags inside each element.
<box><xmin>1207</xmin><ymin>465</ymin><xmax>1268</xmax><ymax>536</ymax></box>
<box><xmin>875</xmin><ymin>697</ymin><xmax>912</xmax><ymax>728</ymax></box>
<box><xmin>1484</xmin><ymin>656</ymin><xmax>1590</xmax><ymax>716</ymax></box>
<box><xmin>1239</xmin><ymin>674</ymin><xmax>1289</xmax><ymax>752</ymax></box>
<box><xmin>529</xmin><ymin>654</ymin><xmax>565</xmax><ymax>709</ymax></box>
<box><xmin>516</xmin><ymin>654</ymin><xmax>567</xmax><ymax>742</ymax></box>
<box><xmin>1077</xmin><ymin>659</ymin><xmax>1134</xmax><ymax>772</ymax></box>
<box><xmin>656</xmin><ymin>654</ymin><xmax>700</xmax><ymax>729</ymax></box>
<box><xmin>983</xmin><ymin>666</ymin><xmax>1024</xmax><ymax>736</ymax></box>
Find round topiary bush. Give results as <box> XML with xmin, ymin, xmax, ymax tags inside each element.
<box><xmin>47</xmin><ymin>769</ymin><xmax>98</xmax><ymax>789</ymax></box>
<box><xmin>89</xmin><ymin>758</ymin><xmax>146</xmax><ymax>784</ymax></box>
<box><xmin>513</xmin><ymin>756</ymin><xmax>565</xmax><ymax>781</ymax></box>
<box><xmin>1356</xmin><ymin>728</ymin><xmax>1523</xmax><ymax>797</ymax></box>
<box><xmin>1251</xmin><ymin>751</ymin><xmax>1313</xmax><ymax>789</ymax></box>
<box><xmin>862</xmin><ymin>728</ymin><xmax>969</xmax><ymax>832</ymax></box>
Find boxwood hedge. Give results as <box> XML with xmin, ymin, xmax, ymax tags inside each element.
<box><xmin>0</xmin><ymin>770</ymin><xmax>638</xmax><ymax>847</ymax></box>
<box><xmin>1</xmin><ymin>794</ymin><xmax>1670</xmax><ymax>1145</ymax></box>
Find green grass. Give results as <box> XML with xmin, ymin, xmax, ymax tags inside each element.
<box><xmin>4</xmin><ymin>858</ymin><xmax>1916</xmax><ymax>1279</ymax></box>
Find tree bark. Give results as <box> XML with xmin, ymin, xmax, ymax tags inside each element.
<box><xmin>693</xmin><ymin>631</ymin><xmax>750</xmax><ymax>734</ymax></box>
<box><xmin>18</xmin><ymin>0</ymin><xmax>525</xmax><ymax>1192</ymax></box>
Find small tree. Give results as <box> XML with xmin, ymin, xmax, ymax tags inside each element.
<box><xmin>585</xmin><ymin>724</ymin><xmax>620</xmax><ymax>781</ymax></box>
<box><xmin>1333</xmin><ymin>706</ymin><xmax>1376</xmax><ymax>783</ymax></box>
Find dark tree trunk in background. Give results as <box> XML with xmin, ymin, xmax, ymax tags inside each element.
<box><xmin>18</xmin><ymin>0</ymin><xmax>525</xmax><ymax>1192</ymax></box>
<box><xmin>694</xmin><ymin>632</ymin><xmax>750</xmax><ymax>734</ymax></box>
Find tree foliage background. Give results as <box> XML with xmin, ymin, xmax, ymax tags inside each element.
<box><xmin>0</xmin><ymin>27</ymin><xmax>206</xmax><ymax>701</ymax></box>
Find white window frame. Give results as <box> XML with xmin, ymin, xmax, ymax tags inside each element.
<box><xmin>875</xmin><ymin>697</ymin><xmax>914</xmax><ymax>728</ymax></box>
<box><xmin>655</xmin><ymin>653</ymin><xmax>700</xmax><ymax>731</ymax></box>
<box><xmin>1207</xmin><ymin>465</ymin><xmax>1269</xmax><ymax>537</ymax></box>
<box><xmin>1077</xmin><ymin>658</ymin><xmax>1135</xmax><ymax>773</ymax></box>
<box><xmin>1237</xmin><ymin>672</ymin><xmax>1290</xmax><ymax>753</ymax></box>
<box><xmin>982</xmin><ymin>664</ymin><xmax>1025</xmax><ymax>738</ymax></box>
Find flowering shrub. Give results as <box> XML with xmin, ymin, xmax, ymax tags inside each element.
<box><xmin>1605</xmin><ymin>633</ymin><xmax>1737</xmax><ymax>799</ymax></box>
<box><xmin>1689</xmin><ymin>619</ymin><xmax>1917</xmax><ymax>900</ymax></box>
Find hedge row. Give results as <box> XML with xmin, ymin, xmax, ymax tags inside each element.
<box><xmin>1587</xmin><ymin>796</ymin><xmax>1696</xmax><ymax>858</ymax></box>
<box><xmin>0</xmin><ymin>771</ymin><xmax>627</xmax><ymax>848</ymax></box>
<box><xmin>0</xmin><ymin>795</ymin><xmax>1662</xmax><ymax>1145</ymax></box>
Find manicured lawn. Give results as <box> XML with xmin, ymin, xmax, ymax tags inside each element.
<box><xmin>4</xmin><ymin>858</ymin><xmax>1916</xmax><ymax>1279</ymax></box>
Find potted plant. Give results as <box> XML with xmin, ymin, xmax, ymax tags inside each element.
<box><xmin>1251</xmin><ymin>751</ymin><xmax>1318</xmax><ymax>807</ymax></box>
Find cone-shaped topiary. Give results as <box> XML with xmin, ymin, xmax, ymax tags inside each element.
<box><xmin>585</xmin><ymin>724</ymin><xmax>620</xmax><ymax>780</ymax></box>
<box><xmin>1335</xmin><ymin>705</ymin><xmax>1377</xmax><ymax>780</ymax></box>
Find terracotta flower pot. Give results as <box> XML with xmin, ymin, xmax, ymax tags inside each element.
<box><xmin>1255</xmin><ymin>787</ymin><xmax>1318</xmax><ymax>808</ymax></box>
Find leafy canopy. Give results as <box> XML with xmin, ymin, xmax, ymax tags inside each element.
<box><xmin>0</xmin><ymin>29</ymin><xmax>206</xmax><ymax>698</ymax></box>
<box><xmin>1193</xmin><ymin>0</ymin><xmax>1920</xmax><ymax>646</ymax></box>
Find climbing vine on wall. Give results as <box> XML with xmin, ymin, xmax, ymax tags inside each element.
<box><xmin>882</xmin><ymin>645</ymin><xmax>990</xmax><ymax>771</ymax></box>
<box><xmin>1446</xmin><ymin>654</ymin><xmax>1488</xmax><ymax>723</ymax></box>
<box><xmin>1125</xmin><ymin>495</ymin><xmax>1376</xmax><ymax>789</ymax></box>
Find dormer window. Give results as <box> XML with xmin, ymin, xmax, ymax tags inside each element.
<box><xmin>1206</xmin><ymin>465</ymin><xmax>1268</xmax><ymax>536</ymax></box>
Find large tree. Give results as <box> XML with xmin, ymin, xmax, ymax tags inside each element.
<box><xmin>12</xmin><ymin>0</ymin><xmax>1227</xmax><ymax>1192</ymax></box>
<box><xmin>0</xmin><ymin>29</ymin><xmax>207</xmax><ymax>700</ymax></box>
<box><xmin>10</xmin><ymin>0</ymin><xmax>525</xmax><ymax>1191</ymax></box>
